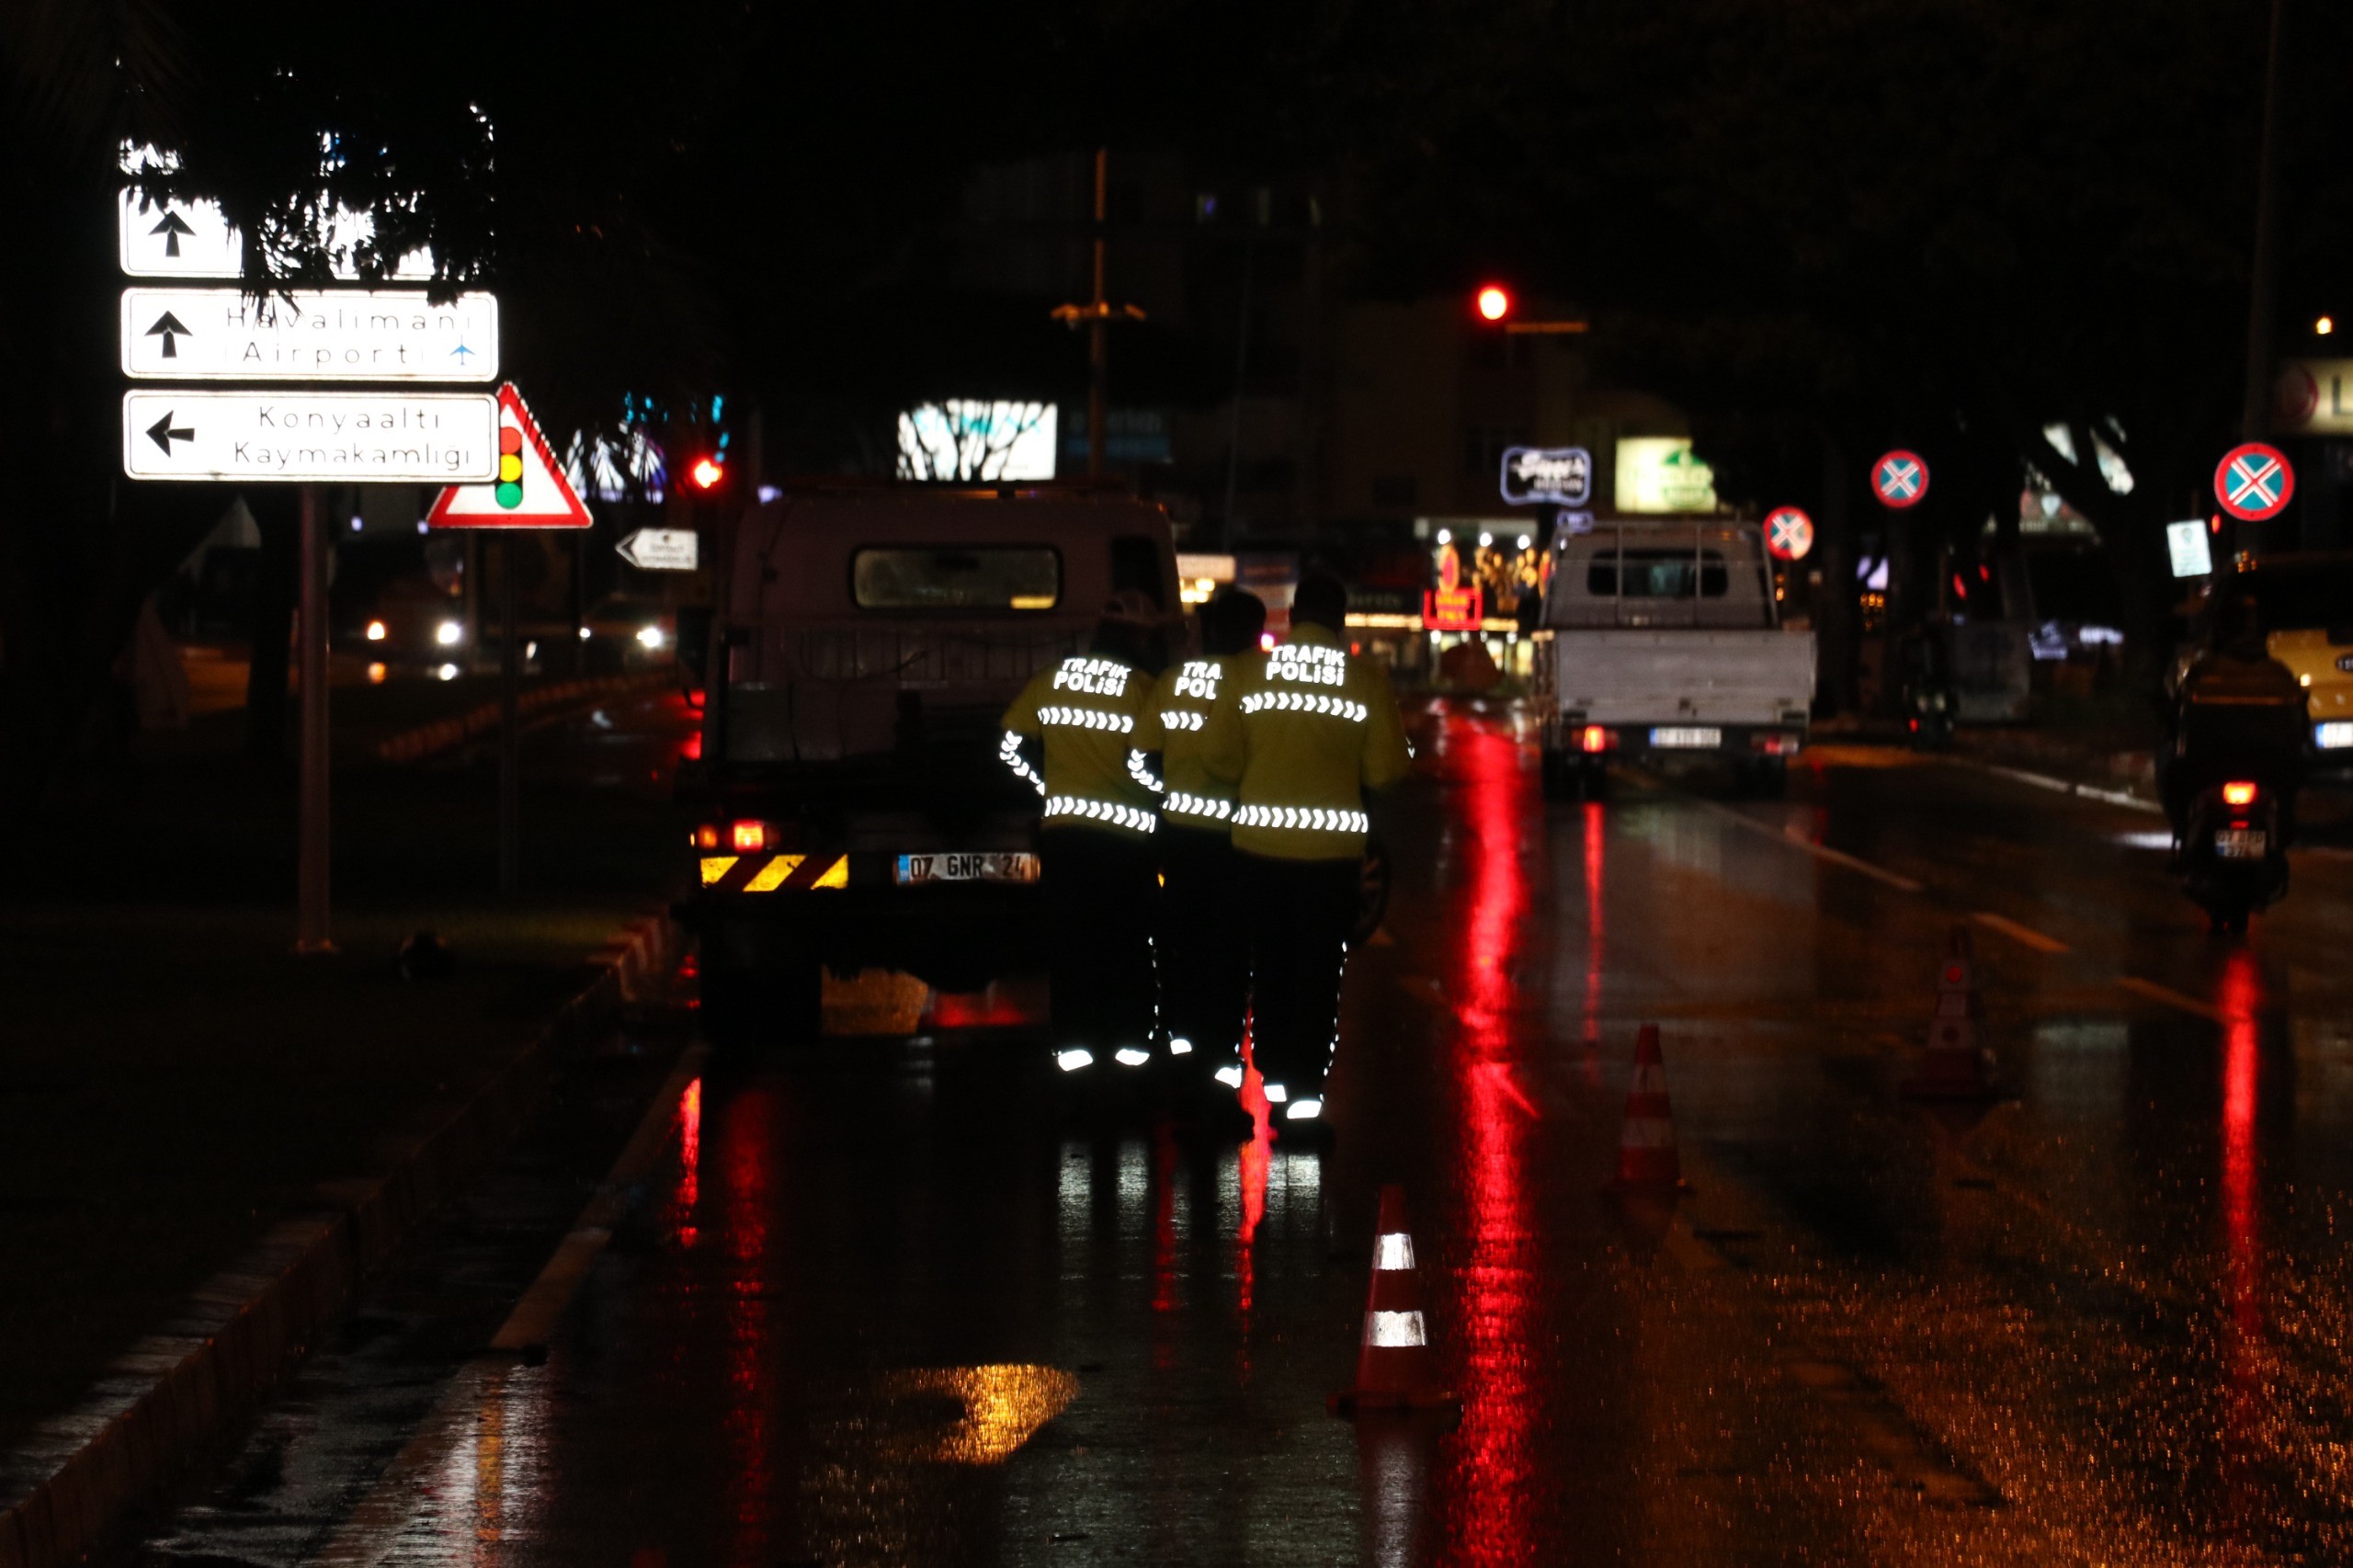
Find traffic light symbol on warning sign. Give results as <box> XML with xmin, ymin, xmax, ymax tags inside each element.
<box><xmin>495</xmin><ymin>426</ymin><xmax>525</xmax><ymax>509</ymax></box>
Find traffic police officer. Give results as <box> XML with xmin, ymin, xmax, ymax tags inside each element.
<box><xmin>1152</xmin><ymin>587</ymin><xmax>1266</xmax><ymax>1121</ymax></box>
<box><xmin>1200</xmin><ymin>570</ymin><xmax>1410</xmax><ymax>1133</ymax></box>
<box><xmin>1002</xmin><ymin>592</ymin><xmax>1168</xmax><ymax>1080</ymax></box>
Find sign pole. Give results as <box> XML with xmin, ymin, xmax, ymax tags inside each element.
<box><xmin>499</xmin><ymin>533</ymin><xmax>520</xmax><ymax>895</ymax></box>
<box><xmin>296</xmin><ymin>484</ymin><xmax>334</xmax><ymax>953</ymax></box>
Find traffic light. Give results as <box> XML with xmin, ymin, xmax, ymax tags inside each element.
<box><xmin>494</xmin><ymin>423</ymin><xmax>524</xmax><ymax>509</ymax></box>
<box><xmin>1474</xmin><ymin>283</ymin><xmax>1513</xmax><ymax>324</ymax></box>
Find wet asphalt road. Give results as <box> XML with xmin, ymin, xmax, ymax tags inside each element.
<box><xmin>118</xmin><ymin>699</ymin><xmax>2353</xmax><ymax>1565</ymax></box>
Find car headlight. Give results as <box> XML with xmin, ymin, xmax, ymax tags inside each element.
<box><xmin>435</xmin><ymin>620</ymin><xmax>463</xmax><ymax>647</ymax></box>
<box><xmin>638</xmin><ymin>625</ymin><xmax>665</xmax><ymax>650</ymax></box>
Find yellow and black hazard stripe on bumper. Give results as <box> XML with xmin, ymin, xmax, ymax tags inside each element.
<box><xmin>698</xmin><ymin>853</ymin><xmax>850</xmax><ymax>892</ymax></box>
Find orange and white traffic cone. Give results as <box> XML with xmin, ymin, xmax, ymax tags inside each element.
<box><xmin>1613</xmin><ymin>1024</ymin><xmax>1687</xmax><ymax>1191</ymax></box>
<box><xmin>1901</xmin><ymin>926</ymin><xmax>2007</xmax><ymax>1101</ymax></box>
<box><xmin>1329</xmin><ymin>1184</ymin><xmax>1459</xmax><ymax>1417</ymax></box>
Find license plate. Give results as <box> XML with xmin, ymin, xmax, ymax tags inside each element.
<box><xmin>1648</xmin><ymin>726</ymin><xmax>1722</xmax><ymax>749</ymax></box>
<box><xmin>2214</xmin><ymin>828</ymin><xmax>2268</xmax><ymax>859</ymax></box>
<box><xmin>895</xmin><ymin>852</ymin><xmax>1041</xmax><ymax>886</ymax></box>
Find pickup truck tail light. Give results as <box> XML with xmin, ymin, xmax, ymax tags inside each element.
<box><xmin>730</xmin><ymin>819</ymin><xmax>781</xmax><ymax>852</ymax></box>
<box><xmin>1580</xmin><ymin>724</ymin><xmax>1614</xmax><ymax>754</ymax></box>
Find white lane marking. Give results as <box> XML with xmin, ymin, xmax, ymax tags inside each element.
<box><xmin>1699</xmin><ymin>801</ymin><xmax>1926</xmax><ymax>892</ymax></box>
<box><xmin>2116</xmin><ymin>976</ymin><xmax>2226</xmax><ymax>1024</ymax></box>
<box><xmin>1970</xmin><ymin>911</ymin><xmax>2071</xmax><ymax>955</ymax></box>
<box><xmin>313</xmin><ymin>1040</ymin><xmax>709</xmax><ymax>1565</ymax></box>
<box><xmin>1957</xmin><ymin>759</ymin><xmax>2164</xmax><ymax>816</ymax></box>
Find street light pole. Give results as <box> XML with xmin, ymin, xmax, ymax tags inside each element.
<box><xmin>295</xmin><ymin>484</ymin><xmax>333</xmax><ymax>953</ymax></box>
<box><xmin>2240</xmin><ymin>0</ymin><xmax>2287</xmax><ymax>446</ymax></box>
<box><xmin>1052</xmin><ymin>147</ymin><xmax>1144</xmax><ymax>480</ymax></box>
<box><xmin>1089</xmin><ymin>147</ymin><xmax>1108</xmax><ymax>479</ymax></box>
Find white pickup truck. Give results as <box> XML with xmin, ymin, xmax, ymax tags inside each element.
<box><xmin>1529</xmin><ymin>517</ymin><xmax>1815</xmax><ymax>798</ymax></box>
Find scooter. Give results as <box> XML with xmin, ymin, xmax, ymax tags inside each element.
<box><xmin>2177</xmin><ymin>773</ymin><xmax>2294</xmax><ymax>934</ymax></box>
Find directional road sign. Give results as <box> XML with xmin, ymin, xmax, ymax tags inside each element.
<box><xmin>1764</xmin><ymin>506</ymin><xmax>1814</xmax><ymax>561</ymax></box>
<box><xmin>2214</xmin><ymin>442</ymin><xmax>2294</xmax><ymax>522</ymax></box>
<box><xmin>120</xmin><ymin>288</ymin><xmax>497</xmax><ymax>382</ymax></box>
<box><xmin>119</xmin><ymin>190</ymin><xmax>240</xmax><ymax>278</ymax></box>
<box><xmin>1871</xmin><ymin>450</ymin><xmax>1929</xmax><ymax>509</ymax></box>
<box><xmin>426</xmin><ymin>383</ymin><xmax>593</xmax><ymax>528</ymax></box>
<box><xmin>119</xmin><ymin>188</ymin><xmax>437</xmax><ymax>281</ymax></box>
<box><xmin>617</xmin><ymin>528</ymin><xmax>700</xmax><ymax>572</ymax></box>
<box><xmin>121</xmin><ymin>391</ymin><xmax>499</xmax><ymax>483</ymax></box>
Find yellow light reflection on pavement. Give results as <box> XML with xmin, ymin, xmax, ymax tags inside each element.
<box><xmin>878</xmin><ymin>1365</ymin><xmax>1080</xmax><ymax>1464</ymax></box>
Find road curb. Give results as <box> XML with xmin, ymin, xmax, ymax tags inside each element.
<box><xmin>0</xmin><ymin>912</ymin><xmax>682</xmax><ymax>1568</ymax></box>
<box><xmin>374</xmin><ymin>671</ymin><xmax>672</xmax><ymax>763</ymax></box>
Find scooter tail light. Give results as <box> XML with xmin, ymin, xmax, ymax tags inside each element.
<box><xmin>2222</xmin><ymin>781</ymin><xmax>2258</xmax><ymax>808</ymax></box>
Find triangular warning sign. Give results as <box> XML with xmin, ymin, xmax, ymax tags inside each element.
<box><xmin>426</xmin><ymin>382</ymin><xmax>592</xmax><ymax>529</ymax></box>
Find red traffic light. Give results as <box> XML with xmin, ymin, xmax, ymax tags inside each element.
<box><xmin>687</xmin><ymin>456</ymin><xmax>725</xmax><ymax>491</ymax></box>
<box><xmin>1474</xmin><ymin>284</ymin><xmax>1512</xmax><ymax>323</ymax></box>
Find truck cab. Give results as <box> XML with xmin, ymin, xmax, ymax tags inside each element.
<box><xmin>680</xmin><ymin>485</ymin><xmax>1179</xmax><ymax>1045</ymax></box>
<box><xmin>1530</xmin><ymin>517</ymin><xmax>1815</xmax><ymax>798</ymax></box>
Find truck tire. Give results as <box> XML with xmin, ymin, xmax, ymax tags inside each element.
<box><xmin>1540</xmin><ymin>748</ymin><xmax>1571</xmax><ymax>801</ymax></box>
<box><xmin>698</xmin><ymin>926</ymin><xmax>824</xmax><ymax>1051</ymax></box>
<box><xmin>1734</xmin><ymin>757</ymin><xmax>1788</xmax><ymax>799</ymax></box>
<box><xmin>1574</xmin><ymin>757</ymin><xmax>1610</xmax><ymax>801</ymax></box>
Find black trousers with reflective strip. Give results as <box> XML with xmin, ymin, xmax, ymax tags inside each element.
<box><xmin>1238</xmin><ymin>851</ymin><xmax>1359</xmax><ymax>1098</ymax></box>
<box><xmin>1040</xmin><ymin>825</ymin><xmax>1160</xmax><ymax>1055</ymax></box>
<box><xmin>1158</xmin><ymin>824</ymin><xmax>1247</xmax><ymax>1068</ymax></box>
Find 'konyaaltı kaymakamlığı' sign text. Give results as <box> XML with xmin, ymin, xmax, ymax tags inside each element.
<box><xmin>120</xmin><ymin>289</ymin><xmax>497</xmax><ymax>382</ymax></box>
<box><xmin>121</xmin><ymin>391</ymin><xmax>499</xmax><ymax>483</ymax></box>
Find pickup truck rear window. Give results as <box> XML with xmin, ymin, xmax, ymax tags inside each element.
<box><xmin>851</xmin><ymin>547</ymin><xmax>1062</xmax><ymax>611</ymax></box>
<box><xmin>1587</xmin><ymin>550</ymin><xmax>1730</xmax><ymax>598</ymax></box>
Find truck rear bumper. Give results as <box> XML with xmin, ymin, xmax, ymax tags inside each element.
<box><xmin>1544</xmin><ymin>719</ymin><xmax>1807</xmax><ymax>756</ymax></box>
<box><xmin>681</xmin><ymin>874</ymin><xmax>1049</xmax><ymax>993</ymax></box>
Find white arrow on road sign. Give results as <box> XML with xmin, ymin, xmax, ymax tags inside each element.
<box><xmin>119</xmin><ymin>288</ymin><xmax>499</xmax><ymax>382</ymax></box>
<box><xmin>616</xmin><ymin>528</ymin><xmax>700</xmax><ymax>572</ymax></box>
<box><xmin>121</xmin><ymin>391</ymin><xmax>499</xmax><ymax>483</ymax></box>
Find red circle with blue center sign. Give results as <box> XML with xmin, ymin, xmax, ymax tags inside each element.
<box><xmin>1764</xmin><ymin>506</ymin><xmax>1814</xmax><ymax>561</ymax></box>
<box><xmin>2214</xmin><ymin>442</ymin><xmax>2294</xmax><ymax>521</ymax></box>
<box><xmin>1871</xmin><ymin>450</ymin><xmax>1929</xmax><ymax>509</ymax></box>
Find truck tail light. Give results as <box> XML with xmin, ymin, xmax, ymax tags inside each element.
<box><xmin>1580</xmin><ymin>724</ymin><xmax>1613</xmax><ymax>754</ymax></box>
<box><xmin>2222</xmin><ymin>781</ymin><xmax>2257</xmax><ymax>808</ymax></box>
<box><xmin>693</xmin><ymin>824</ymin><xmax>722</xmax><ymax>850</ymax></box>
<box><xmin>731</xmin><ymin>820</ymin><xmax>779</xmax><ymax>852</ymax></box>
<box><xmin>1751</xmin><ymin>732</ymin><xmax>1800</xmax><ymax>756</ymax></box>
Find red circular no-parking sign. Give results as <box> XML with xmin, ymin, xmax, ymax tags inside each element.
<box><xmin>1763</xmin><ymin>506</ymin><xmax>1814</xmax><ymax>561</ymax></box>
<box><xmin>1871</xmin><ymin>449</ymin><xmax>1929</xmax><ymax>509</ymax></box>
<box><xmin>2214</xmin><ymin>442</ymin><xmax>2295</xmax><ymax>522</ymax></box>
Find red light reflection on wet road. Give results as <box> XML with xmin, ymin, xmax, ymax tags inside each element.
<box><xmin>2216</xmin><ymin>949</ymin><xmax>2266</xmax><ymax>1512</ymax></box>
<box><xmin>717</xmin><ymin>1085</ymin><xmax>778</xmax><ymax>1561</ymax></box>
<box><xmin>1436</xmin><ymin>716</ymin><xmax>1535</xmax><ymax>1565</ymax></box>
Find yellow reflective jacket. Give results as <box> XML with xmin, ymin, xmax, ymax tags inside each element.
<box><xmin>1199</xmin><ymin>623</ymin><xmax>1411</xmax><ymax>861</ymax></box>
<box><xmin>1150</xmin><ymin>657</ymin><xmax>1240</xmax><ymax>831</ymax></box>
<box><xmin>1002</xmin><ymin>654</ymin><xmax>1166</xmax><ymax>836</ymax></box>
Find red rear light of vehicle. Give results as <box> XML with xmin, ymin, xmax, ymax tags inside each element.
<box><xmin>731</xmin><ymin>820</ymin><xmax>777</xmax><ymax>852</ymax></box>
<box><xmin>1580</xmin><ymin>724</ymin><xmax>1612</xmax><ymax>754</ymax></box>
<box><xmin>693</xmin><ymin>824</ymin><xmax>722</xmax><ymax>850</ymax></box>
<box><xmin>2222</xmin><ymin>781</ymin><xmax>2258</xmax><ymax>808</ymax></box>
<box><xmin>1751</xmin><ymin>732</ymin><xmax>1799</xmax><ymax>756</ymax></box>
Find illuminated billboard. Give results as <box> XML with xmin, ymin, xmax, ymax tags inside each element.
<box><xmin>896</xmin><ymin>401</ymin><xmax>1059</xmax><ymax>483</ymax></box>
<box><xmin>1615</xmin><ymin>437</ymin><xmax>1719</xmax><ymax>513</ymax></box>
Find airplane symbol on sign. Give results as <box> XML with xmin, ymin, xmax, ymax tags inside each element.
<box><xmin>2226</xmin><ymin>453</ymin><xmax>2283</xmax><ymax>508</ymax></box>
